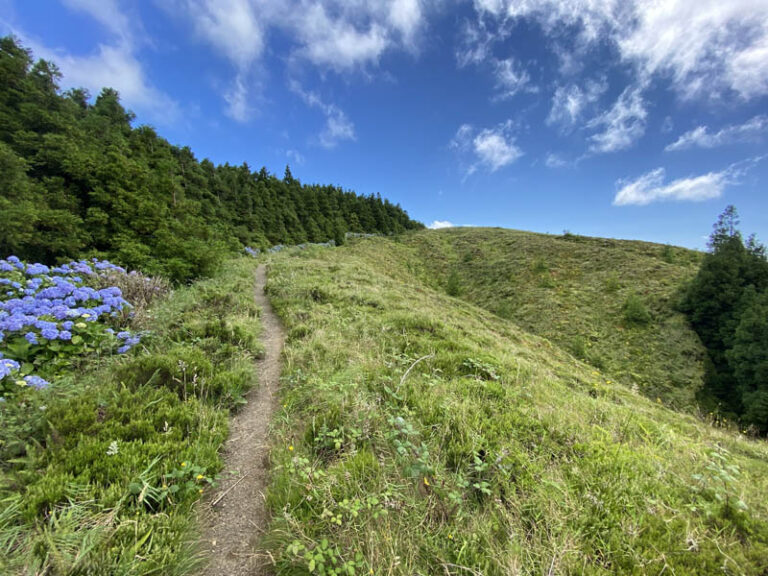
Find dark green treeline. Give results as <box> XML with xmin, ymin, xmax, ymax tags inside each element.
<box><xmin>0</xmin><ymin>37</ymin><xmax>422</xmax><ymax>282</ymax></box>
<box><xmin>681</xmin><ymin>206</ymin><xmax>768</xmax><ymax>433</ymax></box>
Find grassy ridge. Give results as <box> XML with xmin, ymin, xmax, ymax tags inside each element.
<box><xmin>263</xmin><ymin>238</ymin><xmax>768</xmax><ymax>575</ymax></box>
<box><xmin>0</xmin><ymin>258</ymin><xmax>261</xmax><ymax>574</ymax></box>
<box><xmin>400</xmin><ymin>228</ymin><xmax>706</xmax><ymax>409</ymax></box>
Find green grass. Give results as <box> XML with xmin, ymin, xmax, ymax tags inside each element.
<box><xmin>263</xmin><ymin>237</ymin><xmax>768</xmax><ymax>575</ymax></box>
<box><xmin>398</xmin><ymin>228</ymin><xmax>706</xmax><ymax>409</ymax></box>
<box><xmin>0</xmin><ymin>257</ymin><xmax>261</xmax><ymax>574</ymax></box>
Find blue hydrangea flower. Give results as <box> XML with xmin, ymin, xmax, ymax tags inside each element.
<box><xmin>0</xmin><ymin>358</ymin><xmax>20</xmax><ymax>379</ymax></box>
<box><xmin>24</xmin><ymin>375</ymin><xmax>49</xmax><ymax>390</ymax></box>
<box><xmin>41</xmin><ymin>327</ymin><xmax>59</xmax><ymax>340</ymax></box>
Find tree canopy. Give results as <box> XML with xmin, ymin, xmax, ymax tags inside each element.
<box><xmin>0</xmin><ymin>37</ymin><xmax>422</xmax><ymax>282</ymax></box>
<box><xmin>682</xmin><ymin>206</ymin><xmax>768</xmax><ymax>432</ymax></box>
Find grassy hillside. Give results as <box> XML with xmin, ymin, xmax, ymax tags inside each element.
<box><xmin>1</xmin><ymin>258</ymin><xmax>261</xmax><ymax>574</ymax></box>
<box><xmin>263</xmin><ymin>237</ymin><xmax>768</xmax><ymax>575</ymax></box>
<box><xmin>399</xmin><ymin>228</ymin><xmax>706</xmax><ymax>409</ymax></box>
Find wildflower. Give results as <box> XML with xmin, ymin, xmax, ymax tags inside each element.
<box><xmin>447</xmin><ymin>534</ymin><xmax>453</xmax><ymax>540</ymax></box>
<box><xmin>41</xmin><ymin>327</ymin><xmax>58</xmax><ymax>340</ymax></box>
<box><xmin>423</xmin><ymin>477</ymin><xmax>430</xmax><ymax>487</ymax></box>
<box><xmin>0</xmin><ymin>358</ymin><xmax>20</xmax><ymax>379</ymax></box>
<box><xmin>196</xmin><ymin>474</ymin><xmax>204</xmax><ymax>480</ymax></box>
<box><xmin>181</xmin><ymin>462</ymin><xmax>187</xmax><ymax>467</ymax></box>
<box><xmin>199</xmin><ymin>489</ymin><xmax>204</xmax><ymax>494</ymax></box>
<box><xmin>656</xmin><ymin>397</ymin><xmax>662</xmax><ymax>403</ymax></box>
<box><xmin>24</xmin><ymin>375</ymin><xmax>49</xmax><ymax>390</ymax></box>
<box><xmin>288</xmin><ymin>445</ymin><xmax>294</xmax><ymax>452</ymax></box>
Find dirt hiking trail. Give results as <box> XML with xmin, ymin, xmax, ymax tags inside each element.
<box><xmin>199</xmin><ymin>264</ymin><xmax>284</xmax><ymax>576</ymax></box>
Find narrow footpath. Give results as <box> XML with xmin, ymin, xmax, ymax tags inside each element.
<box><xmin>200</xmin><ymin>264</ymin><xmax>284</xmax><ymax>576</ymax></box>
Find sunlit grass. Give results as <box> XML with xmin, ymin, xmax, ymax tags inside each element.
<box><xmin>263</xmin><ymin>238</ymin><xmax>768</xmax><ymax>575</ymax></box>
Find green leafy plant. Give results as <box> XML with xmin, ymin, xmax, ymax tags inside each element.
<box><xmin>287</xmin><ymin>539</ymin><xmax>366</xmax><ymax>575</ymax></box>
<box><xmin>691</xmin><ymin>446</ymin><xmax>748</xmax><ymax>516</ymax></box>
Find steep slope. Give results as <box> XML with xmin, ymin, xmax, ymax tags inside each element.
<box><xmin>261</xmin><ymin>237</ymin><xmax>768</xmax><ymax>575</ymax></box>
<box><xmin>400</xmin><ymin>228</ymin><xmax>706</xmax><ymax>408</ymax></box>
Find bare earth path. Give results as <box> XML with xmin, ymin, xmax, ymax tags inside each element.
<box><xmin>199</xmin><ymin>264</ymin><xmax>284</xmax><ymax>576</ymax></box>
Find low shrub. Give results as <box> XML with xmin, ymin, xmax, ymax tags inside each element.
<box><xmin>623</xmin><ymin>293</ymin><xmax>652</xmax><ymax>325</ymax></box>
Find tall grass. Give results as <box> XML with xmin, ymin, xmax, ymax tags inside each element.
<box><xmin>0</xmin><ymin>258</ymin><xmax>261</xmax><ymax>574</ymax></box>
<box><xmin>262</xmin><ymin>238</ymin><xmax>768</xmax><ymax>575</ymax></box>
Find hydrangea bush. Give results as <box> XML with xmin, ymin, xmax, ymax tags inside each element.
<box><xmin>0</xmin><ymin>256</ymin><xmax>142</xmax><ymax>399</ymax></box>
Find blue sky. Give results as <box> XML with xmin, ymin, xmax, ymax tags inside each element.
<box><xmin>2</xmin><ymin>0</ymin><xmax>767</xmax><ymax>249</ymax></box>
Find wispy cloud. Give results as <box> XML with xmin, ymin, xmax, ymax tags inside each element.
<box><xmin>61</xmin><ymin>0</ymin><xmax>133</xmax><ymax>44</ymax></box>
<box><xmin>547</xmin><ymin>79</ymin><xmax>606</xmax><ymax>130</ymax></box>
<box><xmin>587</xmin><ymin>86</ymin><xmax>647</xmax><ymax>153</ymax></box>
<box><xmin>452</xmin><ymin>121</ymin><xmax>523</xmax><ymax>173</ymax></box>
<box><xmin>613</xmin><ymin>156</ymin><xmax>765</xmax><ymax>206</ymax></box>
<box><xmin>290</xmin><ymin>82</ymin><xmax>356</xmax><ymax>148</ymax></box>
<box><xmin>469</xmin><ymin>0</ymin><xmax>768</xmax><ymax>101</ymax></box>
<box><xmin>493</xmin><ymin>57</ymin><xmax>535</xmax><ymax>99</ymax></box>
<box><xmin>286</xmin><ymin>149</ymin><xmax>306</xmax><ymax>165</ymax></box>
<box><xmin>172</xmin><ymin>0</ymin><xmax>427</xmax><ymax>119</ymax></box>
<box><xmin>544</xmin><ymin>152</ymin><xmax>578</xmax><ymax>169</ymax></box>
<box><xmin>666</xmin><ymin>115</ymin><xmax>768</xmax><ymax>151</ymax></box>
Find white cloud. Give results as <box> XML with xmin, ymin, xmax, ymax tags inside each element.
<box><xmin>587</xmin><ymin>86</ymin><xmax>647</xmax><ymax>153</ymax></box>
<box><xmin>61</xmin><ymin>0</ymin><xmax>132</xmax><ymax>43</ymax></box>
<box><xmin>614</xmin><ymin>168</ymin><xmax>725</xmax><ymax>206</ymax></box>
<box><xmin>493</xmin><ymin>57</ymin><xmax>533</xmax><ymax>98</ymax></box>
<box><xmin>297</xmin><ymin>4</ymin><xmax>389</xmax><ymax>70</ymax></box>
<box><xmin>618</xmin><ymin>1</ymin><xmax>768</xmax><ymax>100</ymax></box>
<box><xmin>547</xmin><ymin>78</ymin><xmax>606</xmax><ymax>129</ymax></box>
<box><xmin>388</xmin><ymin>0</ymin><xmax>423</xmax><ymax>45</ymax></box>
<box><xmin>171</xmin><ymin>0</ymin><xmax>427</xmax><ymax>119</ymax></box>
<box><xmin>456</xmin><ymin>19</ymin><xmax>501</xmax><ymax>67</ymax></box>
<box><xmin>452</xmin><ymin>121</ymin><xmax>523</xmax><ymax>172</ymax></box>
<box><xmin>544</xmin><ymin>153</ymin><xmax>573</xmax><ymax>168</ymax></box>
<box><xmin>474</xmin><ymin>129</ymin><xmax>522</xmax><ymax>170</ymax></box>
<box><xmin>470</xmin><ymin>0</ymin><xmax>768</xmax><ymax>100</ymax></box>
<box><xmin>665</xmin><ymin>115</ymin><xmax>768</xmax><ymax>151</ymax></box>
<box><xmin>429</xmin><ymin>220</ymin><xmax>454</xmax><ymax>229</ymax></box>
<box><xmin>613</xmin><ymin>156</ymin><xmax>764</xmax><ymax>206</ymax></box>
<box><xmin>286</xmin><ymin>149</ymin><xmax>305</xmax><ymax>165</ymax></box>
<box><xmin>18</xmin><ymin>32</ymin><xmax>178</xmax><ymax>124</ymax></box>
<box><xmin>185</xmin><ymin>0</ymin><xmax>265</xmax><ymax>71</ymax></box>
<box><xmin>223</xmin><ymin>74</ymin><xmax>252</xmax><ymax>122</ymax></box>
<box><xmin>290</xmin><ymin>82</ymin><xmax>356</xmax><ymax>148</ymax></box>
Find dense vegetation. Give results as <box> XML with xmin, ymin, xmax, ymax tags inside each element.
<box><xmin>0</xmin><ymin>37</ymin><xmax>421</xmax><ymax>282</ymax></box>
<box><xmin>0</xmin><ymin>256</ymin><xmax>261</xmax><ymax>573</ymax></box>
<box><xmin>398</xmin><ymin>228</ymin><xmax>705</xmax><ymax>408</ymax></box>
<box><xmin>681</xmin><ymin>207</ymin><xmax>768</xmax><ymax>432</ymax></box>
<box><xmin>3</xmin><ymin>28</ymin><xmax>768</xmax><ymax>576</ymax></box>
<box><xmin>263</xmin><ymin>238</ymin><xmax>768</xmax><ymax>575</ymax></box>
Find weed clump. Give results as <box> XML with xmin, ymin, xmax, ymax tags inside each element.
<box><xmin>445</xmin><ymin>269</ymin><xmax>462</xmax><ymax>297</ymax></box>
<box><xmin>623</xmin><ymin>293</ymin><xmax>652</xmax><ymax>325</ymax></box>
